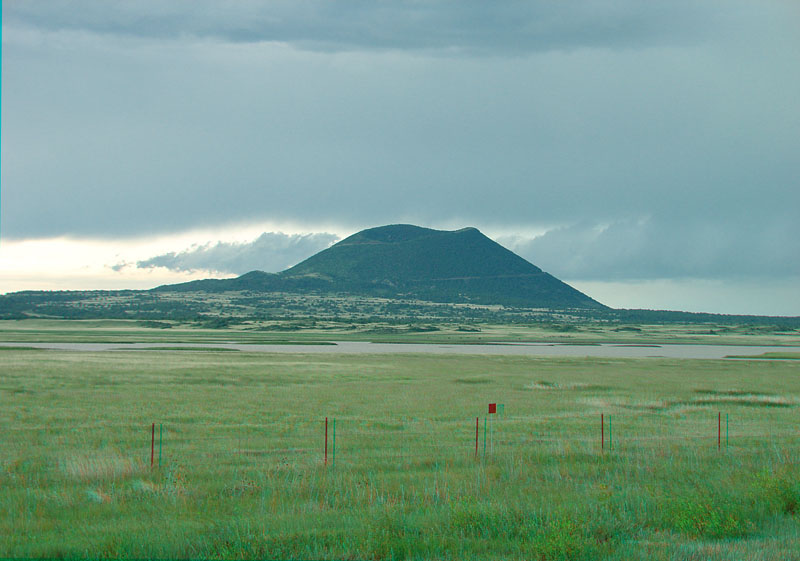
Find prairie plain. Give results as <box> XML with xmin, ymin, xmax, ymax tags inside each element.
<box><xmin>2</xmin><ymin>320</ymin><xmax>800</xmax><ymax>559</ymax></box>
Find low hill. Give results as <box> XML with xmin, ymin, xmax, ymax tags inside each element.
<box><xmin>159</xmin><ymin>224</ymin><xmax>605</xmax><ymax>310</ymax></box>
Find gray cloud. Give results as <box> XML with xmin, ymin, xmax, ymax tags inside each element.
<box><xmin>4</xmin><ymin>0</ymin><xmax>713</xmax><ymax>54</ymax></box>
<box><xmin>501</xmin><ymin>215</ymin><xmax>800</xmax><ymax>281</ymax></box>
<box><xmin>134</xmin><ymin>232</ymin><xmax>338</xmax><ymax>274</ymax></box>
<box><xmin>2</xmin><ymin>1</ymin><xmax>799</xmax><ymax>288</ymax></box>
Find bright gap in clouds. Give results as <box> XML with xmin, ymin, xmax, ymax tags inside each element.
<box><xmin>0</xmin><ymin>222</ymin><xmax>346</xmax><ymax>293</ymax></box>
<box><xmin>0</xmin><ymin>236</ymin><xmax>233</xmax><ymax>293</ymax></box>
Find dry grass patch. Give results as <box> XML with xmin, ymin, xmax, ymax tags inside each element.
<box><xmin>60</xmin><ymin>453</ymin><xmax>144</xmax><ymax>480</ymax></box>
<box><xmin>526</xmin><ymin>380</ymin><xmax>612</xmax><ymax>391</ymax></box>
<box><xmin>688</xmin><ymin>394</ymin><xmax>796</xmax><ymax>408</ymax></box>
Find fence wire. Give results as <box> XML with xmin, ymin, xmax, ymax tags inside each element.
<box><xmin>3</xmin><ymin>411</ymin><xmax>798</xmax><ymax>475</ymax></box>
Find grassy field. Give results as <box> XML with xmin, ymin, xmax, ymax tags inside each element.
<box><xmin>1</xmin><ymin>318</ymin><xmax>799</xmax><ymax>346</ymax></box>
<box><xmin>2</xmin><ymin>323</ymin><xmax>800</xmax><ymax>559</ymax></box>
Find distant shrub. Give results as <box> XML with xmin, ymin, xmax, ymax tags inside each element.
<box><xmin>140</xmin><ymin>320</ymin><xmax>172</xmax><ymax>329</ymax></box>
<box><xmin>407</xmin><ymin>324</ymin><xmax>440</xmax><ymax>332</ymax></box>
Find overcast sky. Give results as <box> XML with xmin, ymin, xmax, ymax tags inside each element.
<box><xmin>2</xmin><ymin>1</ymin><xmax>799</xmax><ymax>315</ymax></box>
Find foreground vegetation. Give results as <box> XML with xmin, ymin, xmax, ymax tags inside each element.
<box><xmin>2</xmin><ymin>323</ymin><xmax>800</xmax><ymax>559</ymax></box>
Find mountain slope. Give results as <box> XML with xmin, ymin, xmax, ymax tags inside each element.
<box><xmin>158</xmin><ymin>225</ymin><xmax>604</xmax><ymax>309</ymax></box>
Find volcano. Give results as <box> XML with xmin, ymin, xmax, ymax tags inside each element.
<box><xmin>159</xmin><ymin>224</ymin><xmax>604</xmax><ymax>310</ymax></box>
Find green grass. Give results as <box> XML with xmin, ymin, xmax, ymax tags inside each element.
<box><xmin>726</xmin><ymin>352</ymin><xmax>800</xmax><ymax>360</ymax></box>
<box><xmin>2</xmin><ymin>331</ymin><xmax>800</xmax><ymax>559</ymax></box>
<box><xmin>116</xmin><ymin>346</ymin><xmax>242</xmax><ymax>352</ymax></box>
<box><xmin>1</xmin><ymin>318</ymin><xmax>799</xmax><ymax>347</ymax></box>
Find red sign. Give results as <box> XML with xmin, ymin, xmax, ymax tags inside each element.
<box><xmin>488</xmin><ymin>403</ymin><xmax>497</xmax><ymax>414</ymax></box>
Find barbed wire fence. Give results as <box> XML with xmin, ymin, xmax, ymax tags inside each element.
<box><xmin>4</xmin><ymin>409</ymin><xmax>797</xmax><ymax>478</ymax></box>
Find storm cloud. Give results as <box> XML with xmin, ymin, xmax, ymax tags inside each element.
<box><xmin>501</xmin><ymin>216</ymin><xmax>800</xmax><ymax>281</ymax></box>
<box><xmin>4</xmin><ymin>0</ymin><xmax>715</xmax><ymax>53</ymax></box>
<box><xmin>2</xmin><ymin>1</ymin><xmax>799</xmax><ymax>298</ymax></box>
